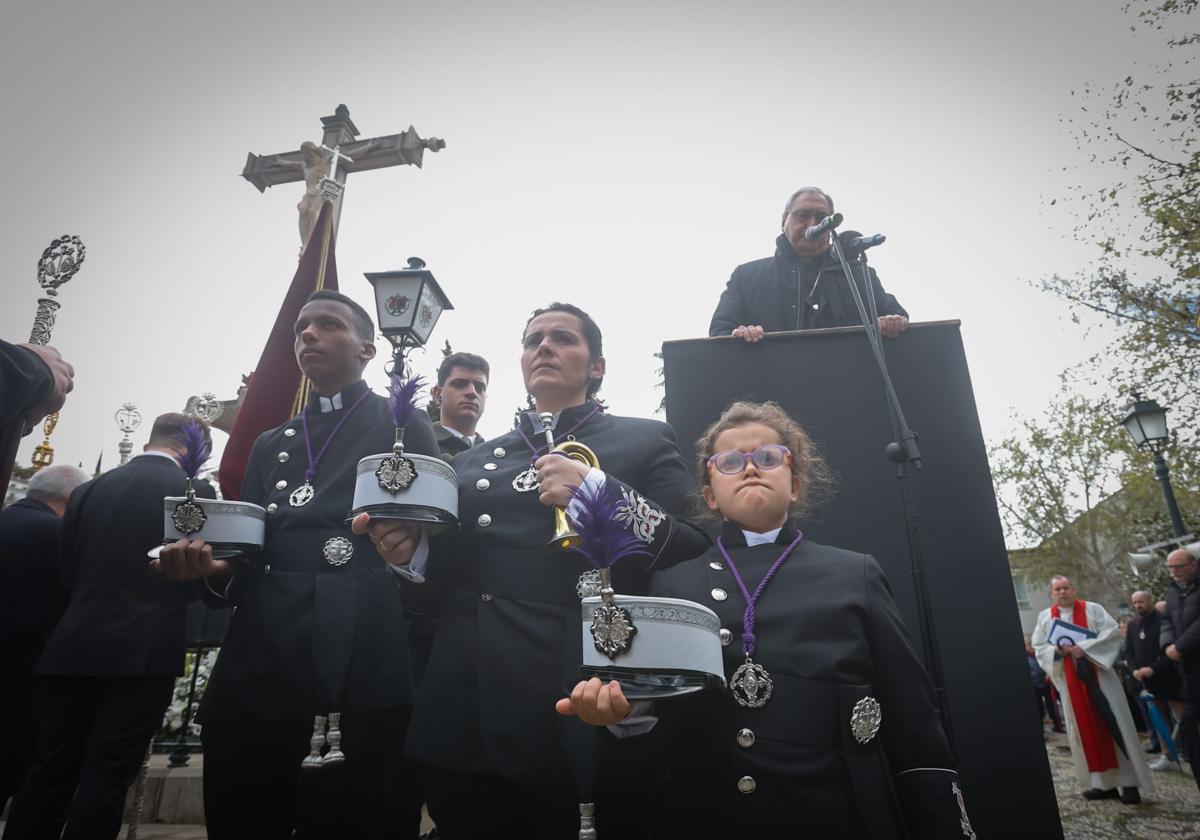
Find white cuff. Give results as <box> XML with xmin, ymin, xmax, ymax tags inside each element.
<box><xmin>607</xmin><ymin>701</ymin><xmax>657</xmax><ymax>738</ymax></box>
<box><xmin>389</xmin><ymin>528</ymin><xmax>429</xmax><ymax>584</ymax></box>
<box><xmin>566</xmin><ymin>467</ymin><xmax>607</xmax><ymax>521</ymax></box>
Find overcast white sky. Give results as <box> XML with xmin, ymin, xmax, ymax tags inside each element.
<box><xmin>0</xmin><ymin>0</ymin><xmax>1172</xmax><ymax>477</ymax></box>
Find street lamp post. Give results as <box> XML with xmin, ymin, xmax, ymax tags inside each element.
<box><xmin>1121</xmin><ymin>393</ymin><xmax>1189</xmax><ymax>538</ymax></box>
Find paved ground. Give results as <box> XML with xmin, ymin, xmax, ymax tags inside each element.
<box><xmin>1047</xmin><ymin>729</ymin><xmax>1200</xmax><ymax>840</ymax></box>
<box><xmin>5</xmin><ymin>733</ymin><xmax>1197</xmax><ymax>838</ymax></box>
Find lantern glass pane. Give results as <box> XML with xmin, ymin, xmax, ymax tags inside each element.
<box><xmin>1139</xmin><ymin>406</ymin><xmax>1169</xmax><ymax>444</ymax></box>
<box><xmin>374</xmin><ymin>276</ymin><xmax>424</xmax><ymax>336</ymax></box>
<box><xmin>413</xmin><ymin>281</ymin><xmax>444</xmax><ymax>344</ymax></box>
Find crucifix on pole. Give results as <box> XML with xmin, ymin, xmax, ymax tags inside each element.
<box><xmin>241</xmin><ymin>104</ymin><xmax>445</xmax><ymax>246</ymax></box>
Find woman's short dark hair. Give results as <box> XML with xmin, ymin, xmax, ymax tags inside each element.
<box><xmin>523</xmin><ymin>302</ymin><xmax>604</xmax><ymax>397</ymax></box>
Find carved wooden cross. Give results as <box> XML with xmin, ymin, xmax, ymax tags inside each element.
<box><xmin>242</xmin><ymin>104</ymin><xmax>445</xmax><ymax>241</ymax></box>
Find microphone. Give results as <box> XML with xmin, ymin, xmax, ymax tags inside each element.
<box><xmin>838</xmin><ymin>230</ymin><xmax>887</xmax><ymax>255</ymax></box>
<box><xmin>803</xmin><ymin>212</ymin><xmax>844</xmax><ymax>240</ymax></box>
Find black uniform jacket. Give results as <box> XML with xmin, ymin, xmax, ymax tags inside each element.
<box><xmin>1162</xmin><ymin>577</ymin><xmax>1200</xmax><ymax>676</ymax></box>
<box><xmin>404</xmin><ymin>400</ymin><xmax>711</xmax><ymax>785</ymax></box>
<box><xmin>647</xmin><ymin>521</ymin><xmax>968</xmax><ymax>840</ymax></box>
<box><xmin>198</xmin><ymin>380</ymin><xmax>437</xmax><ymax>723</ymax></box>
<box><xmin>0</xmin><ymin>339</ymin><xmax>52</xmax><ymax>427</ymax></box>
<box><xmin>0</xmin><ymin>498</ymin><xmax>66</xmax><ymax>650</ymax></box>
<box><xmin>1125</xmin><ymin>610</ymin><xmax>1181</xmax><ymax>699</ymax></box>
<box><xmin>37</xmin><ymin>454</ymin><xmax>215</xmax><ymax>677</ymax></box>
<box><xmin>433</xmin><ymin>421</ymin><xmax>477</xmax><ymax>462</ymax></box>
<box><xmin>709</xmin><ymin>234</ymin><xmax>907</xmax><ymax>337</ymax></box>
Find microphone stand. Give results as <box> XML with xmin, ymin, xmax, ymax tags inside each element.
<box><xmin>828</xmin><ymin>231</ymin><xmax>954</xmax><ymax>750</ymax></box>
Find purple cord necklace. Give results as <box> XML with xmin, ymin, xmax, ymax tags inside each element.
<box><xmin>288</xmin><ymin>389</ymin><xmax>373</xmax><ymax>507</ymax></box>
<box><xmin>510</xmin><ymin>401</ymin><xmax>604</xmax><ymax>493</ymax></box>
<box><xmin>717</xmin><ymin>530</ymin><xmax>804</xmax><ymax>708</ymax></box>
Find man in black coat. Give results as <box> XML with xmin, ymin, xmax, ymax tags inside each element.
<box><xmin>3</xmin><ymin>415</ymin><xmax>214</xmax><ymax>840</ymax></box>
<box><xmin>710</xmin><ymin>186</ymin><xmax>908</xmax><ymax>343</ymax></box>
<box><xmin>1161</xmin><ymin>548</ymin><xmax>1200</xmax><ymax>791</ymax></box>
<box><xmin>1125</xmin><ymin>589</ymin><xmax>1181</xmax><ymax>761</ymax></box>
<box><xmin>157</xmin><ymin>290</ymin><xmax>437</xmax><ymax>840</ymax></box>
<box><xmin>0</xmin><ymin>464</ymin><xmax>88</xmax><ymax>809</ymax></box>
<box><xmin>430</xmin><ymin>351</ymin><xmax>490</xmax><ymax>462</ymax></box>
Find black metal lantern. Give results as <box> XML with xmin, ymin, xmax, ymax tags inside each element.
<box><xmin>1120</xmin><ymin>394</ymin><xmax>1170</xmax><ymax>453</ymax></box>
<box><xmin>1120</xmin><ymin>392</ymin><xmax>1188</xmax><ymax>538</ymax></box>
<box><xmin>365</xmin><ymin>257</ymin><xmax>453</xmax><ymax>361</ymax></box>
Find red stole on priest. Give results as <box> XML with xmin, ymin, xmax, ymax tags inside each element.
<box><xmin>1052</xmin><ymin>601</ymin><xmax>1118</xmax><ymax>772</ymax></box>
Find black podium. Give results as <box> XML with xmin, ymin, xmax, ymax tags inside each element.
<box><xmin>662</xmin><ymin>321</ymin><xmax>1062</xmax><ymax>840</ymax></box>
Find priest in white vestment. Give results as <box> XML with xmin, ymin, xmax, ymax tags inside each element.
<box><xmin>1032</xmin><ymin>576</ymin><xmax>1154</xmax><ymax>804</ymax></box>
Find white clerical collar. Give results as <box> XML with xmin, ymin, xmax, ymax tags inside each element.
<box><xmin>318</xmin><ymin>392</ymin><xmax>344</xmax><ymax>413</ymax></box>
<box><xmin>742</xmin><ymin>527</ymin><xmax>783</xmax><ymax>547</ymax></box>
<box><xmin>442</xmin><ymin>425</ymin><xmax>479</xmax><ymax>444</ymax></box>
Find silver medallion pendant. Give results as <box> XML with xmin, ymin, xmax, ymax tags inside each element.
<box><xmin>171</xmin><ymin>499</ymin><xmax>207</xmax><ymax>535</ymax></box>
<box><xmin>576</xmin><ymin>569</ymin><xmax>602</xmax><ymax>599</ymax></box>
<box><xmin>730</xmin><ymin>658</ymin><xmax>774</xmax><ymax>708</ymax></box>
<box><xmin>289</xmin><ymin>481</ymin><xmax>315</xmax><ymax>507</ymax></box>
<box><xmin>590</xmin><ymin>602</ymin><xmax>638</xmax><ymax>659</ymax></box>
<box><xmin>512</xmin><ymin>467</ymin><xmax>539</xmax><ymax>493</ymax></box>
<box><xmin>376</xmin><ymin>454</ymin><xmax>418</xmax><ymax>492</ymax></box>
<box><xmin>323</xmin><ymin>536</ymin><xmax>354</xmax><ymax>567</ymax></box>
<box><xmin>849</xmin><ymin>695</ymin><xmax>882</xmax><ymax>744</ymax></box>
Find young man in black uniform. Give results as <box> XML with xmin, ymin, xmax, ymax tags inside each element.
<box><xmin>156</xmin><ymin>290</ymin><xmax>437</xmax><ymax>840</ymax></box>
<box><xmin>430</xmin><ymin>351</ymin><xmax>489</xmax><ymax>461</ymax></box>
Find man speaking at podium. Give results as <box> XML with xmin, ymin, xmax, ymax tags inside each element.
<box><xmin>709</xmin><ymin>186</ymin><xmax>909</xmax><ymax>343</ymax></box>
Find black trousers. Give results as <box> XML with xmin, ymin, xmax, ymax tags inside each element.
<box><xmin>202</xmin><ymin>707</ymin><xmax>421</xmax><ymax>840</ymax></box>
<box><xmin>0</xmin><ymin>642</ymin><xmax>46</xmax><ymax>810</ymax></box>
<box><xmin>2</xmin><ymin>674</ymin><xmax>174</xmax><ymax>840</ymax></box>
<box><xmin>420</xmin><ymin>765</ymin><xmax>581</xmax><ymax>840</ymax></box>
<box><xmin>1180</xmin><ymin>673</ymin><xmax>1200</xmax><ymax>792</ymax></box>
<box><xmin>1035</xmin><ymin>685</ymin><xmax>1062</xmax><ymax>729</ymax></box>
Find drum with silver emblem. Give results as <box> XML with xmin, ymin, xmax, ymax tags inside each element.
<box><xmin>347</xmin><ymin>452</ymin><xmax>459</xmax><ymax>534</ymax></box>
<box><xmin>156</xmin><ymin>498</ymin><xmax>267</xmax><ymax>559</ymax></box>
<box><xmin>578</xmin><ymin>594</ymin><xmax>726</xmax><ymax>700</ymax></box>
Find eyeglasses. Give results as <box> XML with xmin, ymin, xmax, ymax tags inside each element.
<box><xmin>707</xmin><ymin>445</ymin><xmax>791</xmax><ymax>476</ymax></box>
<box><xmin>787</xmin><ymin>209</ymin><xmax>828</xmax><ymax>223</ymax></box>
<box><xmin>1168</xmin><ymin>560</ymin><xmax>1196</xmax><ymax>570</ymax></box>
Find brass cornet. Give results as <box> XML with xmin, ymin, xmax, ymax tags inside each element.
<box><xmin>538</xmin><ymin>412</ymin><xmax>600</xmax><ymax>549</ymax></box>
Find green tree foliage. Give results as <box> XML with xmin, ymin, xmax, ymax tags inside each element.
<box><xmin>992</xmin><ymin>387</ymin><xmax>1198</xmax><ymax>610</ymax></box>
<box><xmin>1043</xmin><ymin>0</ymin><xmax>1199</xmax><ymax>439</ymax></box>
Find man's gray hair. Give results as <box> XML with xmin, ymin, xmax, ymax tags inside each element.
<box><xmin>1049</xmin><ymin>575</ymin><xmax>1072</xmax><ymax>589</ymax></box>
<box><xmin>782</xmin><ymin>186</ymin><xmax>835</xmax><ymax>220</ymax></box>
<box><xmin>26</xmin><ymin>464</ymin><xmax>89</xmax><ymax>504</ymax></box>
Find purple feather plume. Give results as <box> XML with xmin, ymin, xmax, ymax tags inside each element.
<box><xmin>387</xmin><ymin>373</ymin><xmax>426</xmax><ymax>429</ymax></box>
<box><xmin>177</xmin><ymin>418</ymin><xmax>211</xmax><ymax>480</ymax></box>
<box><xmin>568</xmin><ymin>481</ymin><xmax>653</xmax><ymax>570</ymax></box>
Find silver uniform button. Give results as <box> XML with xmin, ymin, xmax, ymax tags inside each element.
<box><xmin>476</xmin><ymin>479</ymin><xmax>490</xmax><ymax>491</ymax></box>
<box><xmin>737</xmin><ymin>728</ymin><xmax>755</xmax><ymax>748</ymax></box>
<box><xmin>275</xmin><ymin>479</ymin><xmax>288</xmax><ymax>490</ymax></box>
<box><xmin>284</xmin><ymin>428</ymin><xmax>296</xmax><ymax>437</ymax></box>
<box><xmin>737</xmin><ymin>776</ymin><xmax>756</xmax><ymax>794</ymax></box>
<box><xmin>483</xmin><ymin>463</ymin><xmax>498</xmax><ymax>471</ymax></box>
<box><xmin>266</xmin><ymin>503</ymin><xmax>278</xmax><ymax>513</ymax></box>
<box><xmin>711</xmin><ymin>588</ymin><xmax>728</xmax><ymax>602</ymax></box>
<box><xmin>477</xmin><ymin>514</ymin><xmax>492</xmax><ymax>527</ymax></box>
<box><xmin>719</xmin><ymin>628</ymin><xmax>733</xmax><ymax>646</ymax></box>
<box><xmin>481</xmin><ymin>593</ymin><xmax>493</xmax><ymax>602</ymax></box>
<box><xmin>709</xmin><ymin>560</ymin><xmax>724</xmax><ymax>571</ymax></box>
<box><xmin>277</xmin><ymin>452</ymin><xmax>289</xmax><ymax>462</ymax></box>
<box><xmin>493</xmin><ymin>447</ymin><xmax>506</xmax><ymax>458</ymax></box>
